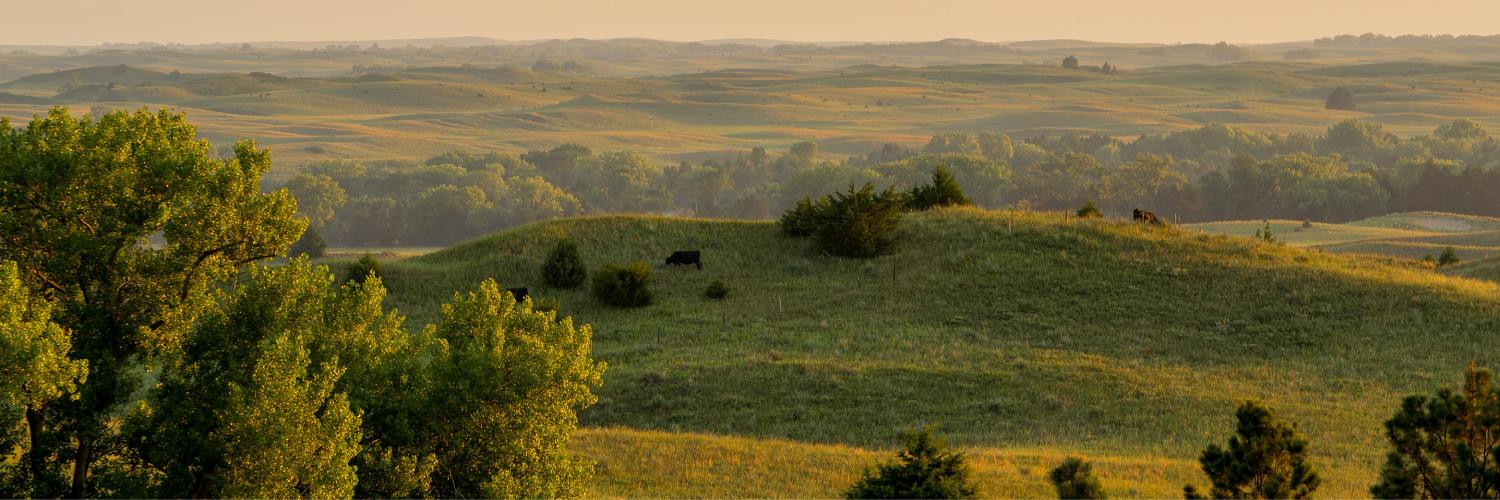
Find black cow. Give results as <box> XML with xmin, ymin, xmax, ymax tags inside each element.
<box><xmin>1132</xmin><ymin>208</ymin><xmax>1163</xmax><ymax>225</ymax></box>
<box><xmin>665</xmin><ymin>250</ymin><xmax>702</xmax><ymax>270</ymax></box>
<box><xmin>506</xmin><ymin>287</ymin><xmax>529</xmax><ymax>302</ymax></box>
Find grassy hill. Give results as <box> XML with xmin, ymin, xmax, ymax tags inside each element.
<box><xmin>377</xmin><ymin>208</ymin><xmax>1500</xmax><ymax>497</ymax></box>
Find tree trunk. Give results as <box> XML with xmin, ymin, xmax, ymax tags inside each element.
<box><xmin>25</xmin><ymin>406</ymin><xmax>45</xmax><ymax>484</ymax></box>
<box><xmin>68</xmin><ymin>436</ymin><xmax>92</xmax><ymax>499</ymax></box>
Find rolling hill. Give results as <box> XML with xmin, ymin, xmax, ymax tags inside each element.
<box><xmin>372</xmin><ymin>208</ymin><xmax>1500</xmax><ymax>497</ymax></box>
<box><xmin>6</xmin><ymin>58</ymin><xmax>1500</xmax><ymax>174</ymax></box>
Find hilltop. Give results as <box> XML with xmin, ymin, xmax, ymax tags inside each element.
<box><xmin>377</xmin><ymin>208</ymin><xmax>1500</xmax><ymax>497</ymax></box>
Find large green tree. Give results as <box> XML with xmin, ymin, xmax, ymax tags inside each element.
<box><xmin>0</xmin><ymin>107</ymin><xmax>302</xmax><ymax>497</ymax></box>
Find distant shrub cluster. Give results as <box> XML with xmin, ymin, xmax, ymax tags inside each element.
<box><xmin>591</xmin><ymin>261</ymin><xmax>653</xmax><ymax>307</ymax></box>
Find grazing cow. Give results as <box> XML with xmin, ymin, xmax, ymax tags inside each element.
<box><xmin>506</xmin><ymin>287</ymin><xmax>529</xmax><ymax>302</ymax></box>
<box><xmin>665</xmin><ymin>250</ymin><xmax>703</xmax><ymax>270</ymax></box>
<box><xmin>1133</xmin><ymin>208</ymin><xmax>1163</xmax><ymax>225</ymax></box>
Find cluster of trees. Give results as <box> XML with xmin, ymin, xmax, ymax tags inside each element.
<box><xmin>845</xmin><ymin>364</ymin><xmax>1500</xmax><ymax>499</ymax></box>
<box><xmin>0</xmin><ymin>108</ymin><xmax>603</xmax><ymax>497</ymax></box>
<box><xmin>294</xmin><ymin>117</ymin><xmax>1500</xmax><ymax>248</ymax></box>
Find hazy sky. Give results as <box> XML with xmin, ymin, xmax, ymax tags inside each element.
<box><xmin>6</xmin><ymin>0</ymin><xmax>1500</xmax><ymax>46</ymax></box>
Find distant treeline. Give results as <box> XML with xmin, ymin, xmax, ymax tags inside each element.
<box><xmin>286</xmin><ymin>118</ymin><xmax>1500</xmax><ymax>246</ymax></box>
<box><xmin>1314</xmin><ymin>33</ymin><xmax>1500</xmax><ymax>48</ymax></box>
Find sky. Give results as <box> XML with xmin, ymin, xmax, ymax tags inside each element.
<box><xmin>5</xmin><ymin>0</ymin><xmax>1500</xmax><ymax>46</ymax></box>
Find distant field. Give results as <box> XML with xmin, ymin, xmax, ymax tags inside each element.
<box><xmin>1190</xmin><ymin>211</ymin><xmax>1500</xmax><ymax>267</ymax></box>
<box><xmin>6</xmin><ymin>55</ymin><xmax>1500</xmax><ymax>176</ymax></box>
<box><xmin>377</xmin><ymin>209</ymin><xmax>1500</xmax><ymax>497</ymax></box>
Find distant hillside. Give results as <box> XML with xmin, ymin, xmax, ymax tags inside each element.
<box><xmin>1191</xmin><ymin>211</ymin><xmax>1500</xmax><ymax>266</ymax></box>
<box><xmin>378</xmin><ymin>208</ymin><xmax>1500</xmax><ymax>497</ymax></box>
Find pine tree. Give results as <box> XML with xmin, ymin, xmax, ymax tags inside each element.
<box><xmin>1370</xmin><ymin>364</ymin><xmax>1500</xmax><ymax>499</ymax></box>
<box><xmin>908</xmin><ymin>165</ymin><xmax>972</xmax><ymax>211</ymax></box>
<box><xmin>1187</xmin><ymin>401</ymin><xmax>1320</xmax><ymax>499</ymax></box>
<box><xmin>1050</xmin><ymin>457</ymin><xmax>1107</xmax><ymax>499</ymax></box>
<box><xmin>845</xmin><ymin>428</ymin><xmax>978</xmax><ymax>499</ymax></box>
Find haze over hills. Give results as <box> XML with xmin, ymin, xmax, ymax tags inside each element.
<box><xmin>6</xmin><ymin>35</ymin><xmax>1500</xmax><ymax>174</ymax></box>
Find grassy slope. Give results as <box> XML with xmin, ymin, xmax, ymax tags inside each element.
<box><xmin>383</xmin><ymin>208</ymin><xmax>1500</xmax><ymax>497</ymax></box>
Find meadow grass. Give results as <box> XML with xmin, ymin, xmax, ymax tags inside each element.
<box><xmin>382</xmin><ymin>208</ymin><xmax>1500</xmax><ymax>497</ymax></box>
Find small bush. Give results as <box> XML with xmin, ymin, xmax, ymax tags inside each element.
<box><xmin>844</xmin><ymin>428</ymin><xmax>977</xmax><ymax>499</ymax></box>
<box><xmin>345</xmin><ymin>253</ymin><xmax>382</xmax><ymax>284</ymax></box>
<box><xmin>289</xmin><ymin>225</ymin><xmax>327</xmax><ymax>258</ymax></box>
<box><xmin>906</xmin><ymin>165</ymin><xmax>971</xmax><ymax>211</ymax></box>
<box><xmin>1076</xmin><ymin>201</ymin><xmax>1102</xmax><ymax>218</ymax></box>
<box><xmin>1438</xmin><ymin>246</ymin><xmax>1460</xmax><ymax>267</ymax></box>
<box><xmin>1255</xmin><ymin>221</ymin><xmax>1276</xmax><ymax>244</ymax></box>
<box><xmin>1050</xmin><ymin>457</ymin><xmax>1106</xmax><ymax>499</ymax></box>
<box><xmin>1301</xmin><ymin>220</ymin><xmax>1313</xmax><ymax>229</ymax></box>
<box><xmin>591</xmin><ymin>261</ymin><xmax>653</xmax><ymax>308</ymax></box>
<box><xmin>542</xmin><ymin>238</ymin><xmax>588</xmax><ymax>288</ymax></box>
<box><xmin>704</xmin><ymin>280</ymin><xmax>730</xmax><ymax>300</ymax></box>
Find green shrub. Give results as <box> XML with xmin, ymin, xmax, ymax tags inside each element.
<box><xmin>704</xmin><ymin>280</ymin><xmax>730</xmax><ymax>300</ymax></box>
<box><xmin>1438</xmin><ymin>246</ymin><xmax>1460</xmax><ymax>267</ymax></box>
<box><xmin>906</xmin><ymin>165</ymin><xmax>971</xmax><ymax>211</ymax></box>
<box><xmin>1050</xmin><ymin>457</ymin><xmax>1106</xmax><ymax>499</ymax></box>
<box><xmin>542</xmin><ymin>238</ymin><xmax>588</xmax><ymax>288</ymax></box>
<box><xmin>1254</xmin><ymin>221</ymin><xmax>1276</xmax><ymax>244</ymax></box>
<box><xmin>345</xmin><ymin>253</ymin><xmax>382</xmax><ymax>284</ymax></box>
<box><xmin>1076</xmin><ymin>201</ymin><xmax>1102</xmax><ymax>218</ymax></box>
<box><xmin>591</xmin><ymin>261</ymin><xmax>653</xmax><ymax>308</ymax></box>
<box><xmin>780</xmin><ymin>183</ymin><xmax>905</xmax><ymax>258</ymax></box>
<box><xmin>779</xmin><ymin>196</ymin><xmax>827</xmax><ymax>237</ymax></box>
<box><xmin>844</xmin><ymin>428</ymin><xmax>977</xmax><ymax>499</ymax></box>
<box><xmin>289</xmin><ymin>225</ymin><xmax>328</xmax><ymax>258</ymax></box>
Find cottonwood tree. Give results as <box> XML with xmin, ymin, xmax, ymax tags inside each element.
<box><xmin>124</xmin><ymin>260</ymin><xmax>381</xmax><ymax>497</ymax></box>
<box><xmin>0</xmin><ymin>107</ymin><xmax>302</xmax><ymax>497</ymax></box>
<box><xmin>0</xmin><ymin>261</ymin><xmax>88</xmax><ymax>496</ymax></box>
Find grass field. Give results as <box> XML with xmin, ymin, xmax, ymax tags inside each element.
<box><xmin>375</xmin><ymin>208</ymin><xmax>1500</xmax><ymax>497</ymax></box>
